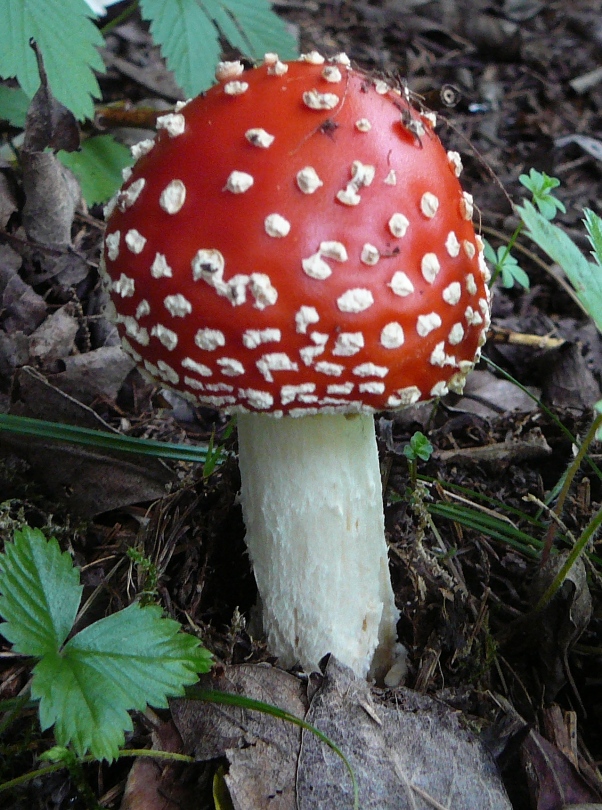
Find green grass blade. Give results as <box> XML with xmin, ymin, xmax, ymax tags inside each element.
<box><xmin>0</xmin><ymin>413</ymin><xmax>208</xmax><ymax>464</ymax></box>
<box><xmin>428</xmin><ymin>502</ymin><xmax>543</xmax><ymax>558</ymax></box>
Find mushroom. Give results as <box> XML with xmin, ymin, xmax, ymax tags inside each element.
<box><xmin>101</xmin><ymin>55</ymin><xmax>490</xmax><ymax>681</ymax></box>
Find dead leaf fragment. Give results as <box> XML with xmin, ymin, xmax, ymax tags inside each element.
<box><xmin>28</xmin><ymin>303</ymin><xmax>79</xmax><ymax>363</ymax></box>
<box><xmin>298</xmin><ymin>657</ymin><xmax>511</xmax><ymax>809</ymax></box>
<box><xmin>23</xmin><ymin>40</ymin><xmax>80</xmax><ymax>154</ymax></box>
<box><xmin>49</xmin><ymin>345</ymin><xmax>135</xmax><ymax>405</ymax></box>
<box><xmin>20</xmin><ymin>44</ymin><xmax>81</xmax><ymax>247</ymax></box>
<box><xmin>530</xmin><ymin>553</ymin><xmax>592</xmax><ymax>703</ymax></box>
<box><xmin>170</xmin><ymin>659</ymin><xmax>511</xmax><ymax>810</ymax></box>
<box><xmin>521</xmin><ymin>728</ymin><xmax>602</xmax><ymax>810</ymax></box>
<box><xmin>172</xmin><ymin>664</ymin><xmax>307</xmax><ymax>810</ymax></box>
<box><xmin>121</xmin><ymin>720</ymin><xmax>200</xmax><ymax>810</ymax></box>
<box><xmin>0</xmin><ymin>246</ymin><xmax>46</xmax><ymax>334</ymax></box>
<box><xmin>0</xmin><ymin>171</ymin><xmax>18</xmax><ymax>228</ymax></box>
<box><xmin>4</xmin><ymin>366</ymin><xmax>175</xmax><ymax>517</ymax></box>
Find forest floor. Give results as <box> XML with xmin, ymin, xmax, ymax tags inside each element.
<box><xmin>1</xmin><ymin>1</ymin><xmax>602</xmax><ymax>808</ymax></box>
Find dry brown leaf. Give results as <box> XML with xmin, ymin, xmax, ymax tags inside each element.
<box><xmin>521</xmin><ymin>728</ymin><xmax>602</xmax><ymax>810</ymax></box>
<box><xmin>172</xmin><ymin>664</ymin><xmax>307</xmax><ymax>810</ymax></box>
<box><xmin>530</xmin><ymin>553</ymin><xmax>592</xmax><ymax>703</ymax></box>
<box><xmin>298</xmin><ymin>656</ymin><xmax>511</xmax><ymax>810</ymax></box>
<box><xmin>4</xmin><ymin>366</ymin><xmax>175</xmax><ymax>516</ymax></box>
<box><xmin>169</xmin><ymin>658</ymin><xmax>511</xmax><ymax>810</ymax></box>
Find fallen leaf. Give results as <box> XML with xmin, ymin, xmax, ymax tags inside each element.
<box><xmin>521</xmin><ymin>728</ymin><xmax>602</xmax><ymax>810</ymax></box>
<box><xmin>172</xmin><ymin>664</ymin><xmax>307</xmax><ymax>810</ymax></box>
<box><xmin>298</xmin><ymin>656</ymin><xmax>511</xmax><ymax>809</ymax></box>
<box><xmin>28</xmin><ymin>303</ymin><xmax>79</xmax><ymax>363</ymax></box>
<box><xmin>169</xmin><ymin>658</ymin><xmax>511</xmax><ymax>810</ymax></box>
<box><xmin>4</xmin><ymin>366</ymin><xmax>175</xmax><ymax>517</ymax></box>
<box><xmin>49</xmin><ymin>346</ymin><xmax>135</xmax><ymax>405</ymax></box>
<box><xmin>530</xmin><ymin>553</ymin><xmax>592</xmax><ymax>703</ymax></box>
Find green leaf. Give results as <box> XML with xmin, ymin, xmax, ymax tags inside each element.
<box><xmin>58</xmin><ymin>135</ymin><xmax>133</xmax><ymax>205</ymax></box>
<box><xmin>519</xmin><ymin>168</ymin><xmax>565</xmax><ymax>220</ymax></box>
<box><xmin>210</xmin><ymin>0</ymin><xmax>298</xmax><ymax>61</ymax></box>
<box><xmin>500</xmin><ymin>253</ymin><xmax>530</xmax><ymax>290</ymax></box>
<box><xmin>584</xmin><ymin>208</ymin><xmax>602</xmax><ymax>268</ymax></box>
<box><xmin>517</xmin><ymin>200</ymin><xmax>602</xmax><ymax>332</ymax></box>
<box><xmin>0</xmin><ymin>529</ymin><xmax>212</xmax><ymax>761</ymax></box>
<box><xmin>140</xmin><ymin>0</ymin><xmax>222</xmax><ymax>97</ymax></box>
<box><xmin>403</xmin><ymin>431</ymin><xmax>433</xmax><ymax>463</ymax></box>
<box><xmin>0</xmin><ymin>0</ymin><xmax>105</xmax><ymax>120</ymax></box>
<box><xmin>140</xmin><ymin>0</ymin><xmax>298</xmax><ymax>97</ymax></box>
<box><xmin>0</xmin><ymin>528</ymin><xmax>82</xmax><ymax>657</ymax></box>
<box><xmin>32</xmin><ymin>603</ymin><xmax>212</xmax><ymax>760</ymax></box>
<box><xmin>0</xmin><ymin>412</ymin><xmax>211</xmax><ymax>464</ymax></box>
<box><xmin>483</xmin><ymin>241</ymin><xmax>529</xmax><ymax>290</ymax></box>
<box><xmin>0</xmin><ymin>85</ymin><xmax>31</xmax><ymax>127</ymax></box>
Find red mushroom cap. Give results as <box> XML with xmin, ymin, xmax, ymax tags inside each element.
<box><xmin>102</xmin><ymin>54</ymin><xmax>490</xmax><ymax>416</ymax></box>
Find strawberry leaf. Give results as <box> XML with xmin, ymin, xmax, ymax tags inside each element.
<box><xmin>0</xmin><ymin>527</ymin><xmax>81</xmax><ymax>657</ymax></box>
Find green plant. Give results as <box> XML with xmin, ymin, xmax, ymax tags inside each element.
<box><xmin>484</xmin><ymin>168</ymin><xmax>566</xmax><ymax>290</ymax></box>
<box><xmin>126</xmin><ymin>546</ymin><xmax>160</xmax><ymax>604</ymax></box>
<box><xmin>403</xmin><ymin>431</ymin><xmax>433</xmax><ymax>489</ymax></box>
<box><xmin>0</xmin><ymin>0</ymin><xmax>297</xmax><ymax>122</ymax></box>
<box><xmin>0</xmin><ymin>525</ymin><xmax>213</xmax><ymax>761</ymax></box>
<box><xmin>518</xmin><ymin>201</ymin><xmax>602</xmax><ymax>332</ymax></box>
<box><xmin>0</xmin><ymin>530</ymin><xmax>359</xmax><ymax>807</ymax></box>
<box><xmin>0</xmin><ymin>413</ymin><xmax>212</xmax><ymax>463</ymax></box>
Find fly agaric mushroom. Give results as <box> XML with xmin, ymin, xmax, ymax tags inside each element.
<box><xmin>102</xmin><ymin>53</ymin><xmax>490</xmax><ymax>681</ymax></box>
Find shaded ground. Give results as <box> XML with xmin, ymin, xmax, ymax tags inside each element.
<box><xmin>1</xmin><ymin>0</ymin><xmax>602</xmax><ymax>807</ymax></box>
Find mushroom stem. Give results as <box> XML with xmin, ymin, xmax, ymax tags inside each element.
<box><xmin>237</xmin><ymin>412</ymin><xmax>400</xmax><ymax>680</ymax></box>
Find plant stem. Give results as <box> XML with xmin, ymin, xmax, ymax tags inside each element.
<box><xmin>489</xmin><ymin>221</ymin><xmax>524</xmax><ymax>286</ymax></box>
<box><xmin>0</xmin><ymin>749</ymin><xmax>195</xmax><ymax>793</ymax></box>
<box><xmin>541</xmin><ymin>412</ymin><xmax>602</xmax><ymax>562</ymax></box>
<box><xmin>99</xmin><ymin>1</ymin><xmax>140</xmax><ymax>35</ymax></box>
<box><xmin>533</xmin><ymin>504</ymin><xmax>602</xmax><ymax>613</ymax></box>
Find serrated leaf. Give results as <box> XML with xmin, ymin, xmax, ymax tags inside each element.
<box><xmin>584</xmin><ymin>208</ymin><xmax>602</xmax><ymax>268</ymax></box>
<box><xmin>140</xmin><ymin>0</ymin><xmax>297</xmax><ymax>98</ymax></box>
<box><xmin>58</xmin><ymin>135</ymin><xmax>133</xmax><ymax>205</ymax></box>
<box><xmin>517</xmin><ymin>200</ymin><xmax>602</xmax><ymax>332</ymax></box>
<box><xmin>0</xmin><ymin>0</ymin><xmax>105</xmax><ymax>120</ymax></box>
<box><xmin>32</xmin><ymin>602</ymin><xmax>212</xmax><ymax>760</ymax></box>
<box><xmin>210</xmin><ymin>0</ymin><xmax>298</xmax><ymax>61</ymax></box>
<box><xmin>140</xmin><ymin>0</ymin><xmax>222</xmax><ymax>96</ymax></box>
<box><xmin>0</xmin><ymin>85</ymin><xmax>31</xmax><ymax>127</ymax></box>
<box><xmin>0</xmin><ymin>528</ymin><xmax>82</xmax><ymax>657</ymax></box>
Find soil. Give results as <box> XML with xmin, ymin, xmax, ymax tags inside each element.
<box><xmin>1</xmin><ymin>1</ymin><xmax>602</xmax><ymax>808</ymax></box>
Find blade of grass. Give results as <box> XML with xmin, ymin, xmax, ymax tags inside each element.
<box><xmin>428</xmin><ymin>502</ymin><xmax>544</xmax><ymax>559</ymax></box>
<box><xmin>0</xmin><ymin>413</ymin><xmax>209</xmax><ymax>464</ymax></box>
<box><xmin>422</xmin><ymin>475</ymin><xmax>549</xmax><ymax>530</ymax></box>
<box><xmin>428</xmin><ymin>499</ymin><xmax>602</xmax><ymax>567</ymax></box>
<box><xmin>533</xmin><ymin>505</ymin><xmax>602</xmax><ymax>611</ymax></box>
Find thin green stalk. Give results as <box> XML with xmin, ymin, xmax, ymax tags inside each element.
<box><xmin>489</xmin><ymin>221</ymin><xmax>523</xmax><ymax>286</ymax></box>
<box><xmin>533</xmin><ymin>505</ymin><xmax>602</xmax><ymax>613</ymax></box>
<box><xmin>0</xmin><ymin>748</ymin><xmax>196</xmax><ymax>793</ymax></box>
<box><xmin>99</xmin><ymin>1</ymin><xmax>139</xmax><ymax>35</ymax></box>
<box><xmin>542</xmin><ymin>412</ymin><xmax>602</xmax><ymax>561</ymax></box>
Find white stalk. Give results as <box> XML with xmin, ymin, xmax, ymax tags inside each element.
<box><xmin>237</xmin><ymin>412</ymin><xmax>400</xmax><ymax>680</ymax></box>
